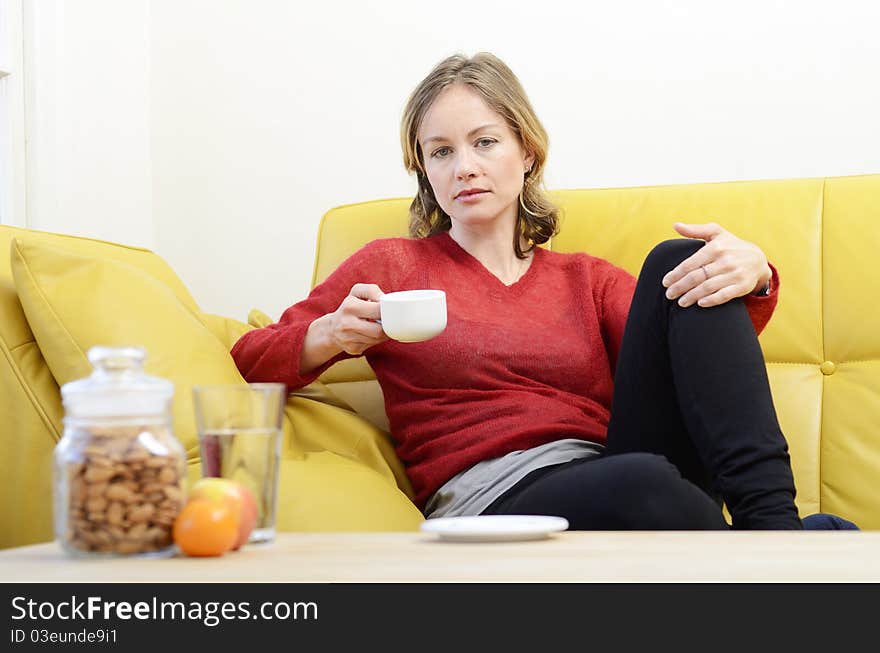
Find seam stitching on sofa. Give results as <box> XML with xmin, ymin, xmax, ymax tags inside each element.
<box><xmin>5</xmin><ymin>225</ymin><xmax>153</xmax><ymax>253</ymax></box>
<box><xmin>324</xmin><ymin>196</ymin><xmax>411</xmax><ymax>213</ymax></box>
<box><xmin>818</xmin><ymin>177</ymin><xmax>826</xmax><ymax>513</ymax></box>
<box><xmin>819</xmin><ymin>178</ymin><xmax>826</xmax><ymax>365</ymax></box>
<box><xmin>764</xmin><ymin>360</ymin><xmax>880</xmax><ymax>366</ymax></box>
<box><xmin>548</xmin><ymin>173</ymin><xmax>867</xmax><ymax>194</ymax></box>
<box><xmin>12</xmin><ymin>239</ymin><xmax>89</xmax><ymax>371</ymax></box>
<box><xmin>9</xmin><ymin>340</ymin><xmax>35</xmax><ymax>354</ymax></box>
<box><xmin>0</xmin><ymin>337</ymin><xmax>62</xmax><ymax>443</ymax></box>
<box><xmin>9</xmin><ymin>230</ymin><xmax>200</xmax><ymax>312</ymax></box>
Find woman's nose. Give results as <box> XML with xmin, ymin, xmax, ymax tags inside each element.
<box><xmin>455</xmin><ymin>151</ymin><xmax>479</xmax><ymax>180</ymax></box>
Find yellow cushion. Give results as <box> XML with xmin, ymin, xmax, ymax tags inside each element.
<box><xmin>247</xmin><ymin>308</ymin><xmax>274</xmax><ymax>329</ymax></box>
<box><xmin>284</xmin><ymin>395</ymin><xmax>415</xmax><ymax>501</ymax></box>
<box><xmin>10</xmin><ymin>238</ymin><xmax>247</xmax><ymax>458</ymax></box>
<box><xmin>0</xmin><ymin>225</ymin><xmax>206</xmax><ymax>549</ymax></box>
<box><xmin>200</xmin><ymin>312</ymin><xmax>255</xmax><ymax>351</ymax></box>
<box><xmin>274</xmin><ymin>452</ymin><xmax>423</xmax><ymax>531</ymax></box>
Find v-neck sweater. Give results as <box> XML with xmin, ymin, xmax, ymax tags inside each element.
<box><xmin>231</xmin><ymin>232</ymin><xmax>779</xmax><ymax>510</ymax></box>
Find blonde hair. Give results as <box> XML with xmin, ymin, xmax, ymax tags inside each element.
<box><xmin>400</xmin><ymin>52</ymin><xmax>558</xmax><ymax>258</ymax></box>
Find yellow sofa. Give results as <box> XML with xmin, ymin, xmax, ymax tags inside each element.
<box><xmin>2</xmin><ymin>173</ymin><xmax>878</xmax><ymax>549</ymax></box>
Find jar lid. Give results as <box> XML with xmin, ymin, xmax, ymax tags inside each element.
<box><xmin>61</xmin><ymin>346</ymin><xmax>174</xmax><ymax>418</ymax></box>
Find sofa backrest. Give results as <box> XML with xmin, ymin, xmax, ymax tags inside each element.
<box><xmin>312</xmin><ymin>174</ymin><xmax>880</xmax><ymax>528</ymax></box>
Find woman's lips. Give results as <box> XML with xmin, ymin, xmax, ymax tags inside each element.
<box><xmin>455</xmin><ymin>190</ymin><xmax>489</xmax><ymax>203</ymax></box>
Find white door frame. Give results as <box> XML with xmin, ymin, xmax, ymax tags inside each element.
<box><xmin>0</xmin><ymin>0</ymin><xmax>27</xmax><ymax>227</ymax></box>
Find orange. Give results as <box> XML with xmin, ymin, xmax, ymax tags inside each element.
<box><xmin>172</xmin><ymin>499</ymin><xmax>239</xmax><ymax>557</ymax></box>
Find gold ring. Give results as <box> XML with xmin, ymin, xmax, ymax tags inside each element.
<box><xmin>701</xmin><ymin>265</ymin><xmax>710</xmax><ymax>281</ymax></box>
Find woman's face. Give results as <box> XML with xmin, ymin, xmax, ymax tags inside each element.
<box><xmin>418</xmin><ymin>84</ymin><xmax>533</xmax><ymax>233</ymax></box>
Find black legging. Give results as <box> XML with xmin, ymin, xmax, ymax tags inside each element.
<box><xmin>482</xmin><ymin>239</ymin><xmax>803</xmax><ymax>530</ymax></box>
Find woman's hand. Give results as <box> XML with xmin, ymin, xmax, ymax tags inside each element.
<box><xmin>661</xmin><ymin>223</ymin><xmax>772</xmax><ymax>308</ymax></box>
<box><xmin>325</xmin><ymin>283</ymin><xmax>389</xmax><ymax>355</ymax></box>
<box><xmin>300</xmin><ymin>284</ymin><xmax>388</xmax><ymax>375</ymax></box>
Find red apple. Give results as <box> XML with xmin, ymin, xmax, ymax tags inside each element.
<box><xmin>189</xmin><ymin>478</ymin><xmax>258</xmax><ymax>550</ymax></box>
<box><xmin>232</xmin><ymin>484</ymin><xmax>258</xmax><ymax>550</ymax></box>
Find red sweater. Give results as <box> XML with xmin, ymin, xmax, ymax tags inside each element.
<box><xmin>231</xmin><ymin>232</ymin><xmax>779</xmax><ymax>509</ymax></box>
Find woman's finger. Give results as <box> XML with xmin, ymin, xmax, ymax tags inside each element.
<box><xmin>340</xmin><ymin>327</ymin><xmax>388</xmax><ymax>354</ymax></box>
<box><xmin>343</xmin><ymin>317</ymin><xmax>386</xmax><ymax>339</ymax></box>
<box><xmin>340</xmin><ymin>294</ymin><xmax>383</xmax><ymax>320</ymax></box>
<box><xmin>672</xmin><ymin>222</ymin><xmax>724</xmax><ymax>241</ymax></box>
<box><xmin>665</xmin><ymin>258</ymin><xmax>724</xmax><ymax>300</ymax></box>
<box><xmin>661</xmin><ymin>247</ymin><xmax>716</xmax><ymax>289</ymax></box>
<box><xmin>675</xmin><ymin>272</ymin><xmax>739</xmax><ymax>307</ymax></box>
<box><xmin>361</xmin><ymin>319</ymin><xmax>387</xmax><ymax>340</ymax></box>
<box><xmin>695</xmin><ymin>283</ymin><xmax>749</xmax><ymax>307</ymax></box>
<box><xmin>349</xmin><ymin>283</ymin><xmax>385</xmax><ymax>301</ymax></box>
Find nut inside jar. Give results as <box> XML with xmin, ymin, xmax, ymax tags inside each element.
<box><xmin>62</xmin><ymin>425</ymin><xmax>184</xmax><ymax>555</ymax></box>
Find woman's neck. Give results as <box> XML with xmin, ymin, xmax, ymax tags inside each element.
<box><xmin>448</xmin><ymin>222</ymin><xmax>532</xmax><ymax>286</ymax></box>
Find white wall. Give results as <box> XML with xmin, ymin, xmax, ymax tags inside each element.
<box><xmin>22</xmin><ymin>0</ymin><xmax>153</xmax><ymax>247</ymax></box>
<box><xmin>19</xmin><ymin>0</ymin><xmax>880</xmax><ymax>321</ymax></box>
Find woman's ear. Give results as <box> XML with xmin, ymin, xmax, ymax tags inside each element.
<box><xmin>524</xmin><ymin>151</ymin><xmax>536</xmax><ymax>174</ymax></box>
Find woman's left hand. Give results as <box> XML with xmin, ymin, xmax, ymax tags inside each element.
<box><xmin>661</xmin><ymin>222</ymin><xmax>772</xmax><ymax>308</ymax></box>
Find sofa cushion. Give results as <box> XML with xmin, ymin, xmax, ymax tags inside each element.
<box><xmin>10</xmin><ymin>238</ymin><xmax>247</xmax><ymax>457</ymax></box>
<box><xmin>274</xmin><ymin>452</ymin><xmax>423</xmax><ymax>531</ymax></box>
<box><xmin>200</xmin><ymin>312</ymin><xmax>255</xmax><ymax>351</ymax></box>
<box><xmin>0</xmin><ymin>226</ymin><xmax>209</xmax><ymax>548</ymax></box>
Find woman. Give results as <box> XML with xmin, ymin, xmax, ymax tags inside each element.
<box><xmin>232</xmin><ymin>52</ymin><xmax>855</xmax><ymax>530</ymax></box>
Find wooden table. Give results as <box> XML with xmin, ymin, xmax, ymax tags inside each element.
<box><xmin>2</xmin><ymin>531</ymin><xmax>879</xmax><ymax>582</ymax></box>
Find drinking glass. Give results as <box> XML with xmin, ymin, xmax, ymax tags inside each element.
<box><xmin>192</xmin><ymin>383</ymin><xmax>285</xmax><ymax>544</ymax></box>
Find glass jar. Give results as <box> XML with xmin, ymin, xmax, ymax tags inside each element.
<box><xmin>53</xmin><ymin>346</ymin><xmax>185</xmax><ymax>558</ymax></box>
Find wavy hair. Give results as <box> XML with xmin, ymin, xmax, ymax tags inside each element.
<box><xmin>400</xmin><ymin>52</ymin><xmax>558</xmax><ymax>258</ymax></box>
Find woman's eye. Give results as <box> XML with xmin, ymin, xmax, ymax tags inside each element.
<box><xmin>431</xmin><ymin>147</ymin><xmax>451</xmax><ymax>158</ymax></box>
<box><xmin>476</xmin><ymin>138</ymin><xmax>497</xmax><ymax>148</ymax></box>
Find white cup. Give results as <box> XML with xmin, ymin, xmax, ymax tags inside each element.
<box><xmin>379</xmin><ymin>290</ymin><xmax>447</xmax><ymax>342</ymax></box>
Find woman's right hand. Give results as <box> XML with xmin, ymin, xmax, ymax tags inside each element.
<box><xmin>300</xmin><ymin>284</ymin><xmax>388</xmax><ymax>376</ymax></box>
<box><xmin>324</xmin><ymin>283</ymin><xmax>388</xmax><ymax>356</ymax></box>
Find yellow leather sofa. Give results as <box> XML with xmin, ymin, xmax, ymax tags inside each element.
<box><xmin>2</xmin><ymin>173</ymin><xmax>877</xmax><ymax>549</ymax></box>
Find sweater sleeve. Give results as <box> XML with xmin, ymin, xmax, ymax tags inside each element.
<box><xmin>230</xmin><ymin>240</ymin><xmax>395</xmax><ymax>391</ymax></box>
<box><xmin>592</xmin><ymin>259</ymin><xmax>637</xmax><ymax>375</ymax></box>
<box><xmin>740</xmin><ymin>262</ymin><xmax>780</xmax><ymax>336</ymax></box>
<box><xmin>594</xmin><ymin>259</ymin><xmax>781</xmax><ymax>376</ymax></box>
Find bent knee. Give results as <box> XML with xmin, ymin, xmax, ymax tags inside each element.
<box><xmin>640</xmin><ymin>239</ymin><xmax>703</xmax><ymax>280</ymax></box>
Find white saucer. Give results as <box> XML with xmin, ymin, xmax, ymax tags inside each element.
<box><xmin>420</xmin><ymin>515</ymin><xmax>569</xmax><ymax>543</ymax></box>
